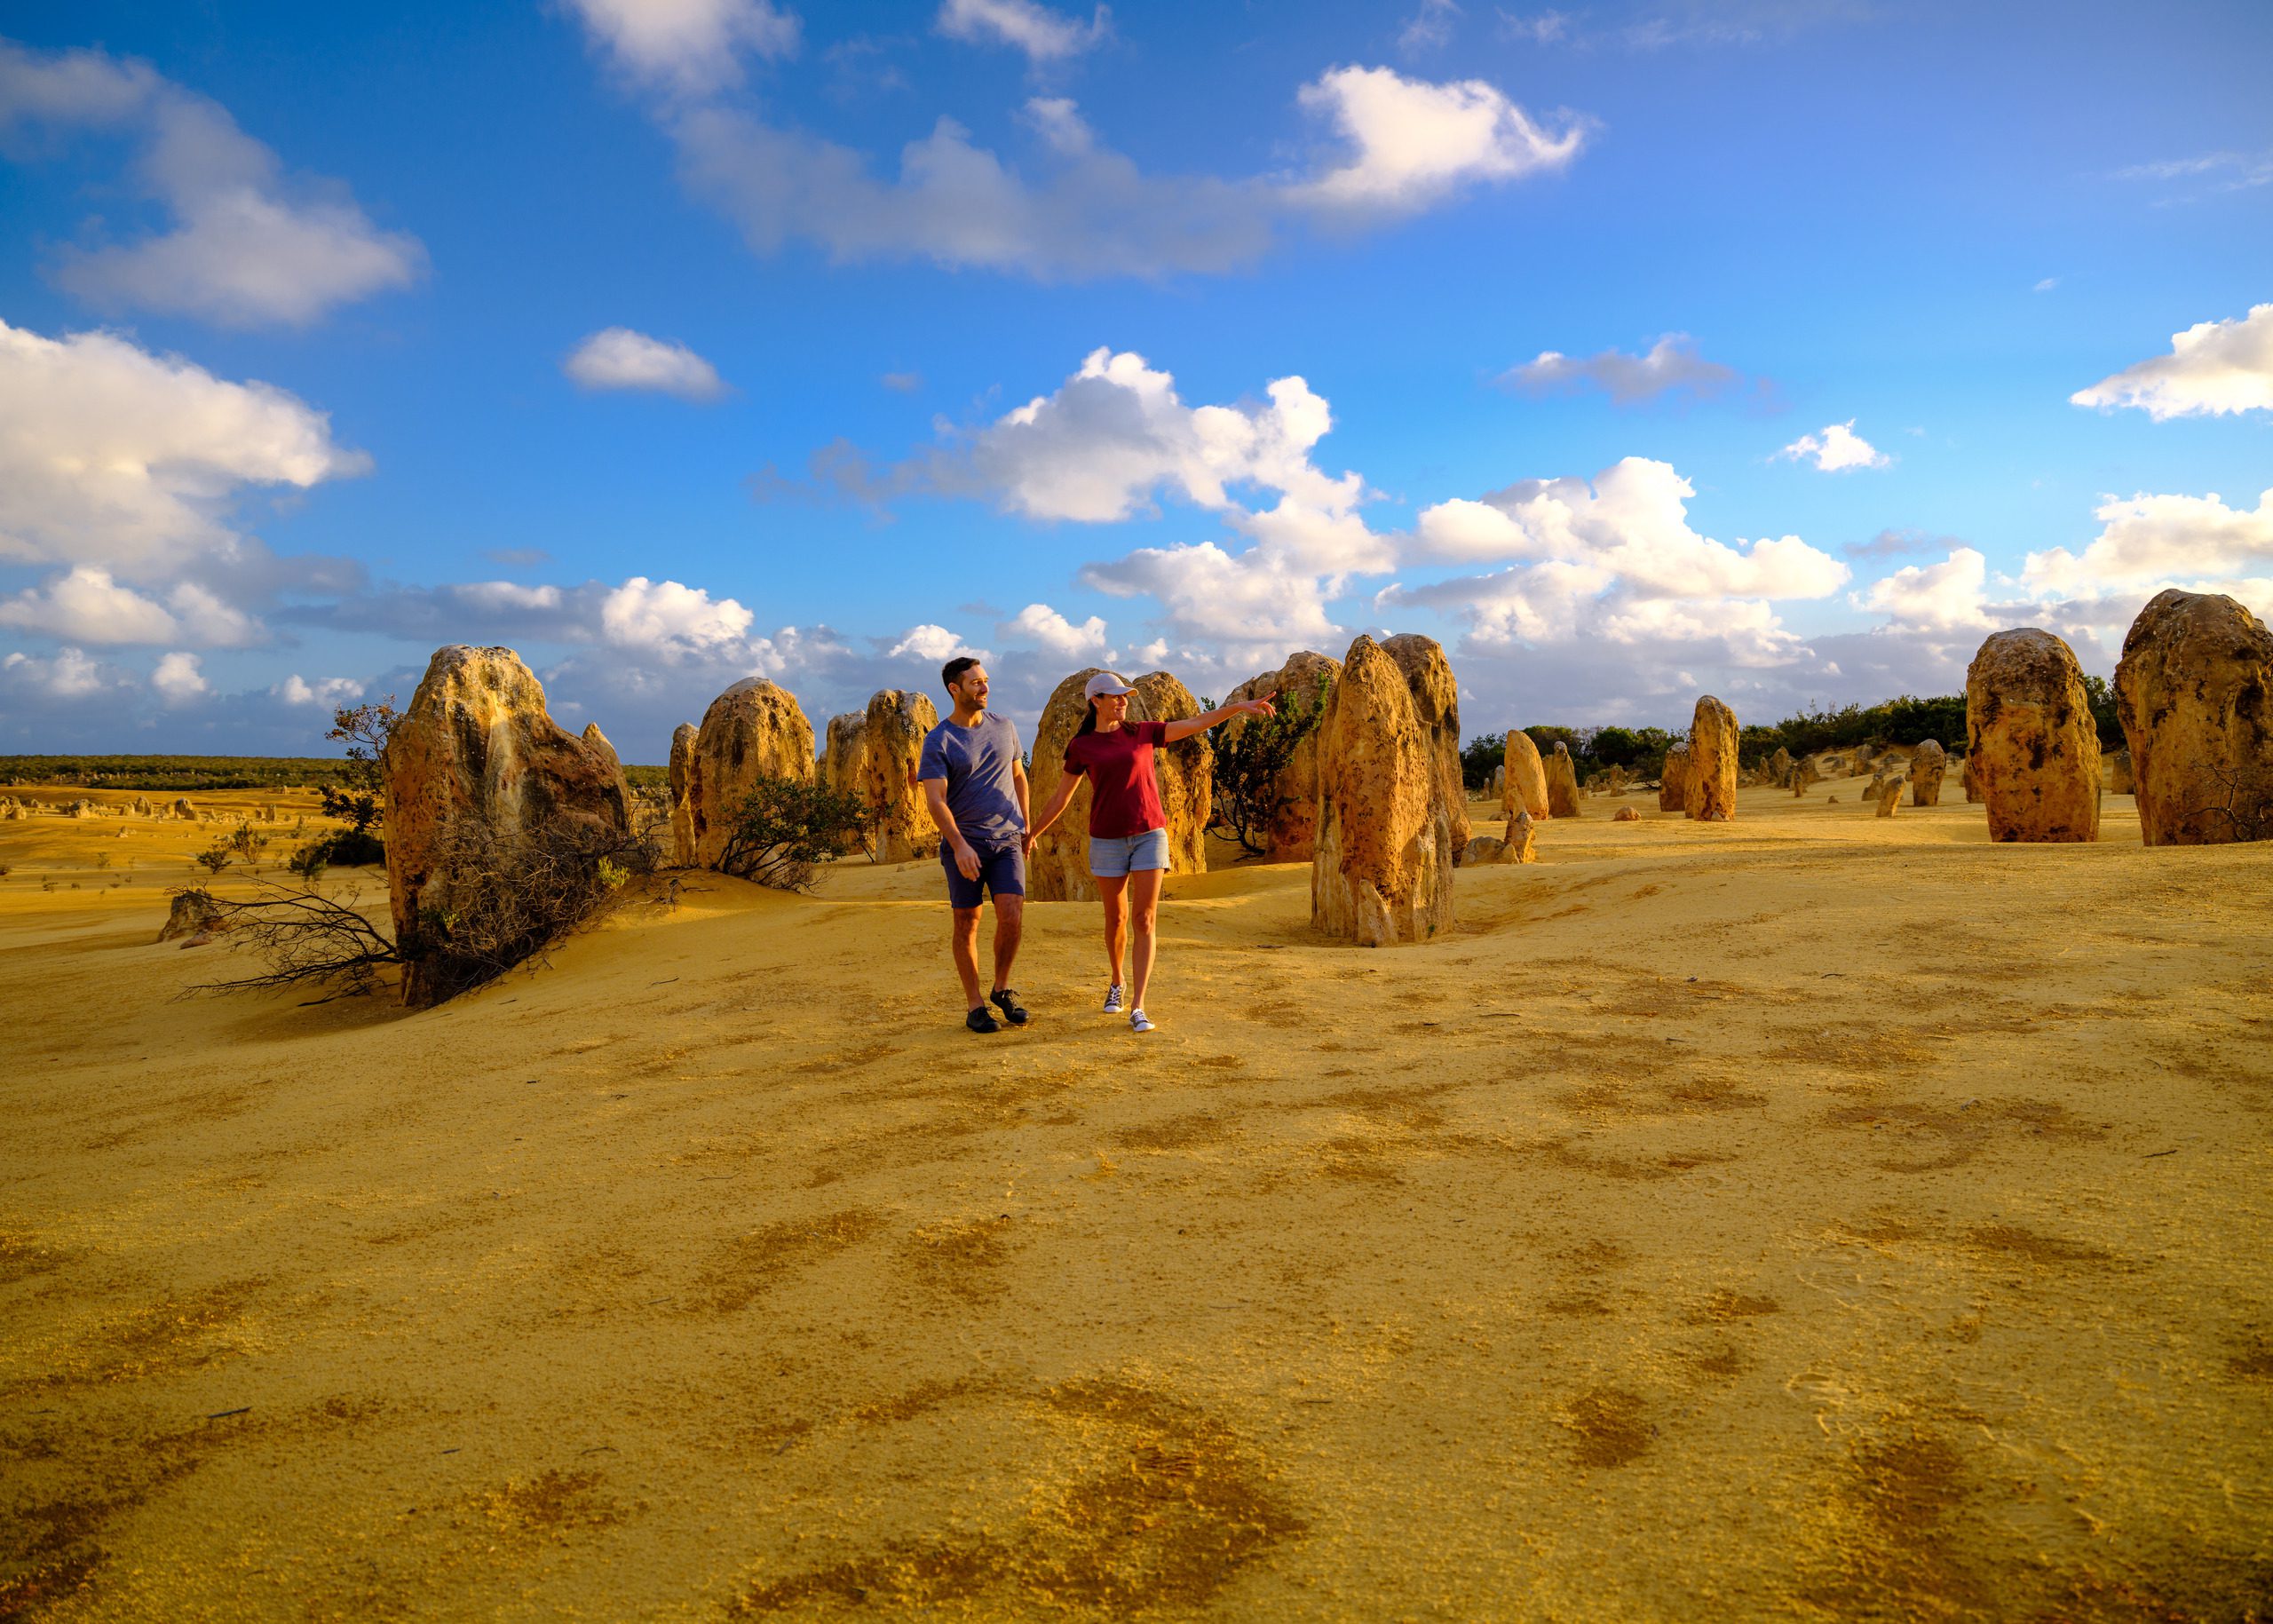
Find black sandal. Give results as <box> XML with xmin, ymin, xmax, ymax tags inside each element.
<box><xmin>967</xmin><ymin>1006</ymin><xmax>1002</xmax><ymax>1034</ymax></box>
<box><xmin>989</xmin><ymin>988</ymin><xmax>1029</xmax><ymax>1026</ymax></box>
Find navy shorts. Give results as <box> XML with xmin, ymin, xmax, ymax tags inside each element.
<box><xmin>941</xmin><ymin>839</ymin><xmax>1025</xmax><ymax>909</ymax></box>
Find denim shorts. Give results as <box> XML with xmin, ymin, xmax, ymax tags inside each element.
<box><xmin>940</xmin><ymin>839</ymin><xmax>1024</xmax><ymax>909</ymax></box>
<box><xmin>1089</xmin><ymin>827</ymin><xmax>1170</xmax><ymax>878</ymax></box>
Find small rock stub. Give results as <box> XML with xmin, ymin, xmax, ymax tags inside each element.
<box><xmin>861</xmin><ymin>690</ymin><xmax>939</xmax><ymax>864</ymax></box>
<box><xmin>690</xmin><ymin>678</ymin><xmax>815</xmax><ymax>871</ymax></box>
<box><xmin>383</xmin><ymin>646</ymin><xmax>632</xmax><ymax>1006</ymax></box>
<box><xmin>1544</xmin><ymin>743</ymin><xmax>1582</xmax><ymax>819</ymax></box>
<box><xmin>1683</xmin><ymin>696</ymin><xmax>1739</xmax><ymax>822</ymax></box>
<box><xmin>2114</xmin><ymin>589</ymin><xmax>2273</xmax><ymax>846</ymax></box>
<box><xmin>1965</xmin><ymin>629</ymin><xmax>2102</xmax><ymax>844</ymax></box>
<box><xmin>1311</xmin><ymin>635</ymin><xmax>1453</xmax><ymax>947</ymax></box>
<box><xmin>1505</xmin><ymin>809</ymin><xmax>1538</xmax><ymax>863</ymax></box>
<box><xmin>1502</xmin><ymin>731</ymin><xmax>1550</xmax><ymax>820</ymax></box>
<box><xmin>1910</xmin><ymin>740</ymin><xmax>1948</xmax><ymax>807</ymax></box>
<box><xmin>1613</xmin><ymin>806</ymin><xmax>1641</xmax><ymax>823</ymax></box>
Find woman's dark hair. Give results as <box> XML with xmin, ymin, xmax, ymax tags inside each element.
<box><xmin>1074</xmin><ymin>699</ymin><xmax>1099</xmax><ymax>739</ymax></box>
<box><xmin>941</xmin><ymin>655</ymin><xmax>982</xmax><ymax>692</ymax></box>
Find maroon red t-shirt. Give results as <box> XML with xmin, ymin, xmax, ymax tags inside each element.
<box><xmin>1063</xmin><ymin>719</ymin><xmax>1170</xmax><ymax>837</ymax></box>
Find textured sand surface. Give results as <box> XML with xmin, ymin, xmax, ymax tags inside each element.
<box><xmin>3</xmin><ymin>780</ymin><xmax>2270</xmax><ymax>1620</ymax></box>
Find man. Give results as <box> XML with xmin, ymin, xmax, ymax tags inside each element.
<box><xmin>916</xmin><ymin>656</ymin><xmax>1030</xmax><ymax>1034</ymax></box>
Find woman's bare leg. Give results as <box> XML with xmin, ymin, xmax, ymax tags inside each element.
<box><xmin>1128</xmin><ymin>867</ymin><xmax>1163</xmax><ymax>1012</ymax></box>
<box><xmin>1097</xmin><ymin>875</ymin><xmax>1128</xmax><ymax>988</ymax></box>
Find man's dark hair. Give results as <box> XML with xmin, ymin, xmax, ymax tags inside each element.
<box><xmin>941</xmin><ymin>655</ymin><xmax>982</xmax><ymax>692</ymax></box>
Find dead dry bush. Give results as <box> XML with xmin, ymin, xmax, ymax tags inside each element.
<box><xmin>184</xmin><ymin>883</ymin><xmax>400</xmax><ymax>998</ymax></box>
<box><xmin>406</xmin><ymin>817</ymin><xmax>658</xmax><ymax>1003</ymax></box>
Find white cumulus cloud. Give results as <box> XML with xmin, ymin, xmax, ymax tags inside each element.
<box><xmin>275</xmin><ymin>673</ymin><xmax>364</xmax><ymax>708</ymax></box>
<box><xmin>0</xmin><ymin>39</ymin><xmax>425</xmax><ymax>327</ymax></box>
<box><xmin>564</xmin><ymin>328</ymin><xmax>728</xmax><ymax>400</ymax></box>
<box><xmin>888</xmin><ymin>623</ymin><xmax>987</xmax><ymax>662</ymax></box>
<box><xmin>562</xmin><ymin>0</ymin><xmax>798</xmax><ymax>94</ymax></box>
<box><xmin>937</xmin><ymin>0</ymin><xmax>1109</xmax><ymax>62</ymax></box>
<box><xmin>598</xmin><ymin>576</ymin><xmax>755</xmax><ymax>661</ymax></box>
<box><xmin>998</xmin><ymin>602</ymin><xmax>1110</xmax><ymax>659</ymax></box>
<box><xmin>1857</xmin><ymin>546</ymin><xmax>1991</xmax><ymax>630</ymax></box>
<box><xmin>2</xmin><ymin>646</ymin><xmax>116</xmax><ymax>700</ymax></box>
<box><xmin>2070</xmin><ymin>304</ymin><xmax>2273</xmax><ymax>421</ymax></box>
<box><xmin>1778</xmin><ymin>419</ymin><xmax>1889</xmax><ymax>471</ymax></box>
<box><xmin>1389</xmin><ymin>456</ymin><xmax>1848</xmax><ymax>665</ymax></box>
<box><xmin>1288</xmin><ymin>65</ymin><xmax>1585</xmax><ymax>213</ymax></box>
<box><xmin>2022</xmin><ymin>487</ymin><xmax>2273</xmax><ymax>603</ymax></box>
<box><xmin>0</xmin><ymin>317</ymin><xmax>368</xmax><ymax>577</ymax></box>
<box><xmin>151</xmin><ymin>651</ymin><xmax>209</xmax><ymax>705</ymax></box>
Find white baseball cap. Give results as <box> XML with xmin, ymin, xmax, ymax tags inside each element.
<box><xmin>1083</xmin><ymin>671</ymin><xmax>1136</xmax><ymax>701</ymax></box>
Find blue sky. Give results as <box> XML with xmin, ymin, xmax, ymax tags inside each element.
<box><xmin>1</xmin><ymin>0</ymin><xmax>2268</xmax><ymax>758</ymax></box>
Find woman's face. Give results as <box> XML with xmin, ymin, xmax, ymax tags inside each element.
<box><xmin>1095</xmin><ymin>692</ymin><xmax>1130</xmax><ymax>725</ymax></box>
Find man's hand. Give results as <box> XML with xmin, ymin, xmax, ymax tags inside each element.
<box><xmin>1020</xmin><ymin>830</ymin><xmax>1036</xmax><ymax>857</ymax></box>
<box><xmin>952</xmin><ymin>840</ymin><xmax>982</xmax><ymax>882</ymax></box>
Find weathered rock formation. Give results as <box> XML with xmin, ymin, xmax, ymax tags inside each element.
<box><xmin>1683</xmin><ymin>696</ymin><xmax>1739</xmax><ymax>822</ymax></box>
<box><xmin>1613</xmin><ymin>806</ymin><xmax>1641</xmax><ymax>822</ymax></box>
<box><xmin>2114</xmin><ymin>589</ymin><xmax>2273</xmax><ymax>846</ymax></box>
<box><xmin>820</xmin><ymin>712</ymin><xmax>868</xmax><ymax>802</ymax></box>
<box><xmin>1461</xmin><ymin>833</ymin><xmax>1506</xmax><ymax>864</ymax></box>
<box><xmin>1544</xmin><ymin>743</ymin><xmax>1582</xmax><ymax>818</ymax></box>
<box><xmin>1029</xmin><ymin>669</ymin><xmax>1214</xmax><ymax>901</ymax></box>
<box><xmin>173</xmin><ymin>797</ymin><xmax>196</xmax><ymax>820</ymax></box>
<box><xmin>383</xmin><ymin>646</ymin><xmax>633</xmax><ymax>1005</ymax></box>
<box><xmin>1764</xmin><ymin>746</ymin><xmax>1794</xmax><ymax>788</ymax></box>
<box><xmin>1490</xmin><ymin>764</ymin><xmax>1506</xmax><ymax>799</ymax></box>
<box><xmin>860</xmin><ymin>690</ymin><xmax>939</xmax><ymax>864</ymax></box>
<box><xmin>1311</xmin><ymin>635</ymin><xmax>1453</xmax><ymax>947</ymax></box>
<box><xmin>1225</xmin><ymin>649</ymin><xmax>1342</xmax><ymax>860</ymax></box>
<box><xmin>667</xmin><ymin>723</ymin><xmax>699</xmax><ymax>867</ymax></box>
<box><xmin>1962</xmin><ymin>756</ymin><xmax>1983</xmax><ymax>803</ymax></box>
<box><xmin>1380</xmin><ymin>634</ymin><xmax>1470</xmax><ymax>854</ymax></box>
<box><xmin>1875</xmin><ymin>777</ymin><xmax>1904</xmax><ymax>818</ymax></box>
<box><xmin>2104</xmin><ymin>748</ymin><xmax>2134</xmax><ymax>796</ymax></box>
<box><xmin>1965</xmin><ymin>629</ymin><xmax>2102</xmax><ymax>844</ymax></box>
<box><xmin>157</xmin><ymin>888</ymin><xmax>223</xmax><ymax>944</ymax></box>
<box><xmin>1910</xmin><ymin>740</ymin><xmax>1948</xmax><ymax>807</ymax></box>
<box><xmin>1659</xmin><ymin>749</ymin><xmax>1690</xmax><ymax>812</ymax></box>
<box><xmin>1501</xmin><ymin>731</ymin><xmax>1549</xmax><ymax>820</ymax></box>
<box><xmin>1505</xmin><ymin>809</ymin><xmax>1537</xmax><ymax>863</ymax></box>
<box><xmin>690</xmin><ymin>678</ymin><xmax>814</xmax><ymax>870</ymax></box>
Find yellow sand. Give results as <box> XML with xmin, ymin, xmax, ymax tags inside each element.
<box><xmin>3</xmin><ymin>780</ymin><xmax>2269</xmax><ymax>1620</ymax></box>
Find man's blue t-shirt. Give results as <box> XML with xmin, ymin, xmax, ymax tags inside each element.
<box><xmin>917</xmin><ymin>711</ymin><xmax>1025</xmax><ymax>847</ymax></box>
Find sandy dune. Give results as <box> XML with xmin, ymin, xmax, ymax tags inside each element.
<box><xmin>3</xmin><ymin>780</ymin><xmax>2269</xmax><ymax>1620</ymax></box>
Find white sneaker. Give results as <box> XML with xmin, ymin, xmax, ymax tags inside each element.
<box><xmin>1102</xmin><ymin>984</ymin><xmax>1124</xmax><ymax>1014</ymax></box>
<box><xmin>1129</xmin><ymin>1009</ymin><xmax>1155</xmax><ymax>1034</ymax></box>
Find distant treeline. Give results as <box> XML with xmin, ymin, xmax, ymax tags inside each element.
<box><xmin>0</xmin><ymin>755</ymin><xmax>347</xmax><ymax>790</ymax></box>
<box><xmin>1459</xmin><ymin>684</ymin><xmax>2125</xmax><ymax>788</ymax></box>
<box><xmin>0</xmin><ymin>753</ymin><xmax>673</xmax><ymax>792</ymax></box>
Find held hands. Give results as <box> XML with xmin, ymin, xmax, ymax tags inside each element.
<box><xmin>952</xmin><ymin>841</ymin><xmax>982</xmax><ymax>882</ymax></box>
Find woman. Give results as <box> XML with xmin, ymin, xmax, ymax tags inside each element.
<box><xmin>1026</xmin><ymin>672</ymin><xmax>1275</xmax><ymax>1034</ymax></box>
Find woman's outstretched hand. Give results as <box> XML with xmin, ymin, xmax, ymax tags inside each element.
<box><xmin>1238</xmin><ymin>692</ymin><xmax>1278</xmax><ymax>719</ymax></box>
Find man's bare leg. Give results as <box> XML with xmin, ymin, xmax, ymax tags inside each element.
<box><xmin>991</xmin><ymin>896</ymin><xmax>1023</xmax><ymax>994</ymax></box>
<box><xmin>1127</xmin><ymin>868</ymin><xmax>1163</xmax><ymax>1013</ymax></box>
<box><xmin>949</xmin><ymin>905</ymin><xmax>985</xmax><ymax>1010</ymax></box>
<box><xmin>1097</xmin><ymin>876</ymin><xmax>1128</xmax><ymax>989</ymax></box>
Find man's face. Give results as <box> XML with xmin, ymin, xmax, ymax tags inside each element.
<box><xmin>953</xmin><ymin>665</ymin><xmax>989</xmax><ymax>709</ymax></box>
